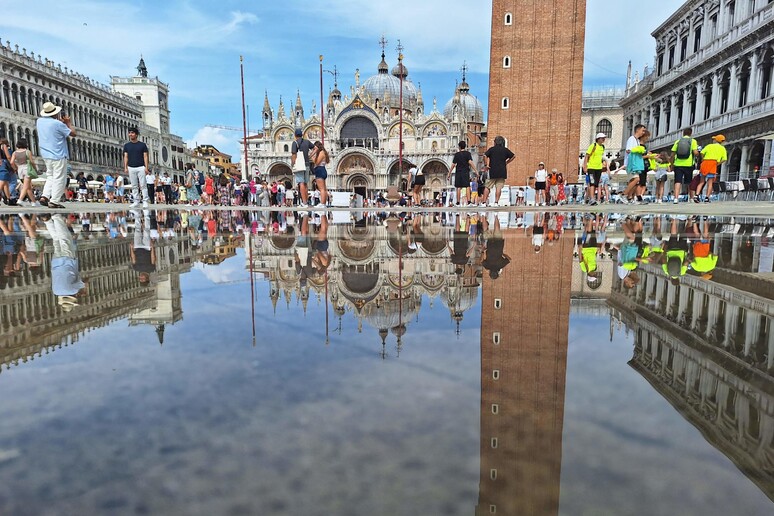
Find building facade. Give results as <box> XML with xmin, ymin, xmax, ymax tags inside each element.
<box><xmin>579</xmin><ymin>88</ymin><xmax>625</xmax><ymax>171</ymax></box>
<box><xmin>242</xmin><ymin>43</ymin><xmax>485</xmax><ymax>200</ymax></box>
<box><xmin>487</xmin><ymin>0</ymin><xmax>587</xmax><ymax>185</ymax></box>
<box><xmin>0</xmin><ymin>40</ymin><xmax>194</xmax><ymax>184</ymax></box>
<box><xmin>621</xmin><ymin>0</ymin><xmax>774</xmax><ymax>179</ymax></box>
<box><xmin>194</xmin><ymin>144</ymin><xmax>238</xmax><ymax>176</ymax></box>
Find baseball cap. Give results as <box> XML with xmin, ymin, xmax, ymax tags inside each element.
<box><xmin>295</xmin><ymin>129</ymin><xmax>303</xmax><ymax>137</ymax></box>
<box><xmin>712</xmin><ymin>134</ymin><xmax>726</xmax><ymax>142</ymax></box>
<box><xmin>538</xmin><ymin>162</ymin><xmax>545</xmax><ymax>166</ymax></box>
<box><xmin>595</xmin><ymin>132</ymin><xmax>607</xmax><ymax>139</ymax></box>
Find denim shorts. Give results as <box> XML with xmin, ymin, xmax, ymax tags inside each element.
<box><xmin>314</xmin><ymin>166</ymin><xmax>327</xmax><ymax>180</ymax></box>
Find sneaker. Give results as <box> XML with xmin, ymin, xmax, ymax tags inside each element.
<box><xmin>298</xmin><ymin>203</ymin><xmax>308</xmax><ymax>209</ymax></box>
<box><xmin>142</xmin><ymin>201</ymin><xmax>149</xmax><ymax>208</ymax></box>
<box><xmin>48</xmin><ymin>201</ymin><xmax>66</xmax><ymax>209</ymax></box>
<box><xmin>673</xmin><ymin>198</ymin><xmax>679</xmax><ymax>204</ymax></box>
<box><xmin>692</xmin><ymin>196</ymin><xmax>700</xmax><ymax>203</ymax></box>
<box><xmin>38</xmin><ymin>197</ymin><xmax>49</xmax><ymax>206</ymax></box>
<box><xmin>129</xmin><ymin>202</ymin><xmax>141</xmax><ymax>209</ymax></box>
<box><xmin>704</xmin><ymin>197</ymin><xmax>711</xmax><ymax>203</ymax></box>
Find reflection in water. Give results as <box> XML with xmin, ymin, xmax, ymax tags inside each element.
<box><xmin>0</xmin><ymin>210</ymin><xmax>773</xmax><ymax>513</ymax></box>
<box><xmin>1</xmin><ymin>211</ymin><xmax>194</xmax><ymax>371</ymax></box>
<box><xmin>607</xmin><ymin>215</ymin><xmax>774</xmax><ymax>502</ymax></box>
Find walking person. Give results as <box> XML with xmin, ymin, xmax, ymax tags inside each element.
<box><xmin>36</xmin><ymin>101</ymin><xmax>76</xmax><ymax>208</ymax></box>
<box><xmin>582</xmin><ymin>132</ymin><xmax>608</xmax><ymax>206</ymax></box>
<box><xmin>115</xmin><ymin>173</ymin><xmax>126</xmax><ymax>203</ymax></box>
<box><xmin>410</xmin><ymin>166</ymin><xmax>425</xmax><ymax>206</ymax></box>
<box><xmin>534</xmin><ymin>162</ymin><xmax>548</xmax><ymax>206</ymax></box>
<box><xmin>670</xmin><ymin>128</ymin><xmax>699</xmax><ymax>204</ymax></box>
<box><xmin>123</xmin><ymin>127</ymin><xmax>150</xmax><ymax>209</ymax></box>
<box><xmin>145</xmin><ymin>167</ymin><xmax>157</xmax><ymax>204</ymax></box>
<box><xmin>183</xmin><ymin>164</ymin><xmax>200</xmax><ymax>205</ymax></box>
<box><xmin>309</xmin><ymin>141</ymin><xmax>329</xmax><ymax>208</ymax></box>
<box><xmin>694</xmin><ymin>134</ymin><xmax>727</xmax><ymax>203</ymax></box>
<box><xmin>448</xmin><ymin>141</ymin><xmax>476</xmax><ymax>206</ymax></box>
<box><xmin>0</xmin><ymin>138</ymin><xmax>16</xmax><ymax>205</ymax></box>
<box><xmin>10</xmin><ymin>138</ymin><xmax>38</xmax><ymax>206</ymax></box>
<box><xmin>482</xmin><ymin>135</ymin><xmax>515</xmax><ymax>206</ymax></box>
<box><xmin>162</xmin><ymin>172</ymin><xmax>173</xmax><ymax>204</ymax></box>
<box><xmin>291</xmin><ymin>129</ymin><xmax>314</xmax><ymax>208</ymax></box>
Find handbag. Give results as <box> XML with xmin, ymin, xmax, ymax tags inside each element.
<box><xmin>25</xmin><ymin>151</ymin><xmax>38</xmax><ymax>179</ymax></box>
<box><xmin>292</xmin><ymin>141</ymin><xmax>308</xmax><ymax>172</ymax></box>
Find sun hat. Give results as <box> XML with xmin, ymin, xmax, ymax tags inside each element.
<box><xmin>712</xmin><ymin>134</ymin><xmax>726</xmax><ymax>142</ymax></box>
<box><xmin>538</xmin><ymin>162</ymin><xmax>545</xmax><ymax>166</ymax></box>
<box><xmin>40</xmin><ymin>102</ymin><xmax>62</xmax><ymax>117</ymax></box>
<box><xmin>595</xmin><ymin>132</ymin><xmax>607</xmax><ymax>139</ymax></box>
<box><xmin>57</xmin><ymin>295</ymin><xmax>79</xmax><ymax>312</ymax></box>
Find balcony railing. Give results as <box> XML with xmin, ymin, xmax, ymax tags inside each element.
<box><xmin>649</xmin><ymin>95</ymin><xmax>774</xmax><ymax>149</ymax></box>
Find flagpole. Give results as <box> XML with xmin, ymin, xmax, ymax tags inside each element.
<box><xmin>319</xmin><ymin>55</ymin><xmax>325</xmax><ymax>148</ymax></box>
<box><xmin>398</xmin><ymin>51</ymin><xmax>404</xmax><ymax>193</ymax></box>
<box><xmin>240</xmin><ymin>56</ymin><xmax>249</xmax><ymax>181</ymax></box>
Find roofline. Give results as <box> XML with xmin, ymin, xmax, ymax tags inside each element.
<box><xmin>652</xmin><ymin>0</ymin><xmax>698</xmax><ymax>37</ymax></box>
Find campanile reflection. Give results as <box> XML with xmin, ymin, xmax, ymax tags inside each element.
<box><xmin>477</xmin><ymin>215</ymin><xmax>573</xmax><ymax>515</ymax></box>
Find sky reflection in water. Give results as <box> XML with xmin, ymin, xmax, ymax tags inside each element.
<box><xmin>0</xmin><ymin>209</ymin><xmax>772</xmax><ymax>516</ymax></box>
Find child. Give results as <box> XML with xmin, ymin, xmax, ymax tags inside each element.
<box><xmin>654</xmin><ymin>151</ymin><xmax>671</xmax><ymax>203</ymax></box>
<box><xmin>77</xmin><ymin>173</ymin><xmax>88</xmax><ymax>202</ymax></box>
<box><xmin>470</xmin><ymin>176</ymin><xmax>479</xmax><ymax>205</ymax></box>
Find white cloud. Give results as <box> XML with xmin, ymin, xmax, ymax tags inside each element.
<box><xmin>187</xmin><ymin>127</ymin><xmax>240</xmax><ymax>160</ymax></box>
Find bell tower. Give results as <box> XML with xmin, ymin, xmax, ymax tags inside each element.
<box><xmin>487</xmin><ymin>0</ymin><xmax>586</xmax><ymax>184</ymax></box>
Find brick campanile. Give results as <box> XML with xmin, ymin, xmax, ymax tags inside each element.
<box><xmin>487</xmin><ymin>0</ymin><xmax>586</xmax><ymax>185</ymax></box>
<box><xmin>476</xmin><ymin>228</ymin><xmax>572</xmax><ymax>515</ymax></box>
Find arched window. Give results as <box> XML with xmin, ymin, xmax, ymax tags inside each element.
<box><xmin>501</xmin><ymin>97</ymin><xmax>509</xmax><ymax>109</ymax></box>
<box><xmin>596</xmin><ymin>119</ymin><xmax>612</xmax><ymax>138</ymax></box>
<box><xmin>503</xmin><ymin>56</ymin><xmax>511</xmax><ymax>68</ymax></box>
<box><xmin>504</xmin><ymin>12</ymin><xmax>513</xmax><ymax>25</ymax></box>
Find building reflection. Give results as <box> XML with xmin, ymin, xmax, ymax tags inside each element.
<box><xmin>477</xmin><ymin>219</ymin><xmax>573</xmax><ymax>515</ymax></box>
<box><xmin>0</xmin><ymin>212</ymin><xmax>196</xmax><ymax>372</ymax></box>
<box><xmin>246</xmin><ymin>213</ymin><xmax>482</xmax><ymax>355</ymax></box>
<box><xmin>609</xmin><ymin>249</ymin><xmax>774</xmax><ymax>501</ymax></box>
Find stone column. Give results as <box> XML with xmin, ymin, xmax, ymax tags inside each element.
<box><xmin>696</xmin><ymin>82</ymin><xmax>706</xmax><ymax>122</ymax></box>
<box><xmin>728</xmin><ymin>60</ymin><xmax>739</xmax><ymax>110</ymax></box>
<box><xmin>743</xmin><ymin>312</ymin><xmax>761</xmax><ymax>357</ymax></box>
<box><xmin>762</xmin><ymin>140</ymin><xmax>773</xmax><ymax>177</ymax></box>
<box><xmin>670</xmin><ymin>94</ymin><xmax>680</xmax><ymax>133</ymax></box>
<box><xmin>739</xmin><ymin>144</ymin><xmax>750</xmax><ymax>179</ymax></box>
<box><xmin>748</xmin><ymin>50</ymin><xmax>760</xmax><ymax>104</ymax></box>
<box><xmin>710</xmin><ymin>72</ymin><xmax>721</xmax><ymax>117</ymax></box>
<box><xmin>658</xmin><ymin>100</ymin><xmax>668</xmax><ymax>136</ymax></box>
<box><xmin>682</xmin><ymin>85</ymin><xmax>692</xmax><ymax>127</ymax></box>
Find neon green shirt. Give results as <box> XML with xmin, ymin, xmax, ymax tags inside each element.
<box><xmin>585</xmin><ymin>143</ymin><xmax>606</xmax><ymax>169</ymax></box>
<box><xmin>691</xmin><ymin>254</ymin><xmax>718</xmax><ymax>273</ymax></box>
<box><xmin>580</xmin><ymin>247</ymin><xmax>597</xmax><ymax>273</ymax></box>
<box><xmin>671</xmin><ymin>137</ymin><xmax>698</xmax><ymax>167</ymax></box>
<box><xmin>701</xmin><ymin>143</ymin><xmax>727</xmax><ymax>163</ymax></box>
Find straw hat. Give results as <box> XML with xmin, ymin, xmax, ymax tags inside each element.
<box><xmin>40</xmin><ymin>102</ymin><xmax>62</xmax><ymax>117</ymax></box>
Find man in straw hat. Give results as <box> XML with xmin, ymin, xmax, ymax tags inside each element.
<box><xmin>694</xmin><ymin>134</ymin><xmax>727</xmax><ymax>203</ymax></box>
<box><xmin>36</xmin><ymin>102</ymin><xmax>76</xmax><ymax>208</ymax></box>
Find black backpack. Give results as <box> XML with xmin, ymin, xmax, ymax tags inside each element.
<box><xmin>675</xmin><ymin>137</ymin><xmax>692</xmax><ymax>160</ymax></box>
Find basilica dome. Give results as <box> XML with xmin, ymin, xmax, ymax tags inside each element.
<box><xmin>443</xmin><ymin>80</ymin><xmax>484</xmax><ymax>123</ymax></box>
<box><xmin>362</xmin><ymin>53</ymin><xmax>418</xmax><ymax>108</ymax></box>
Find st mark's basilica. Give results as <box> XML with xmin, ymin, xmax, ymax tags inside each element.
<box><xmin>243</xmin><ymin>41</ymin><xmax>485</xmax><ymax>200</ymax></box>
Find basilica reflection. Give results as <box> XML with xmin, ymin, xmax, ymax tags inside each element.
<box><xmin>608</xmin><ymin>216</ymin><xmax>774</xmax><ymax>502</ymax></box>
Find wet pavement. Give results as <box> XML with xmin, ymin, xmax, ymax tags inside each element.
<box><xmin>0</xmin><ymin>209</ymin><xmax>773</xmax><ymax>515</ymax></box>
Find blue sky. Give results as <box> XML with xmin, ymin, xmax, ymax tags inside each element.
<box><xmin>2</xmin><ymin>0</ymin><xmax>685</xmax><ymax>160</ymax></box>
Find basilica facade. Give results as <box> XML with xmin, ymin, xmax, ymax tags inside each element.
<box><xmin>242</xmin><ymin>47</ymin><xmax>485</xmax><ymax>199</ymax></box>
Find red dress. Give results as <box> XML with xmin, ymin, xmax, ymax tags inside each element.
<box><xmin>204</xmin><ymin>177</ymin><xmax>215</xmax><ymax>196</ymax></box>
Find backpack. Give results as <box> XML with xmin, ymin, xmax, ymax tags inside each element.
<box><xmin>675</xmin><ymin>137</ymin><xmax>692</xmax><ymax>160</ymax></box>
